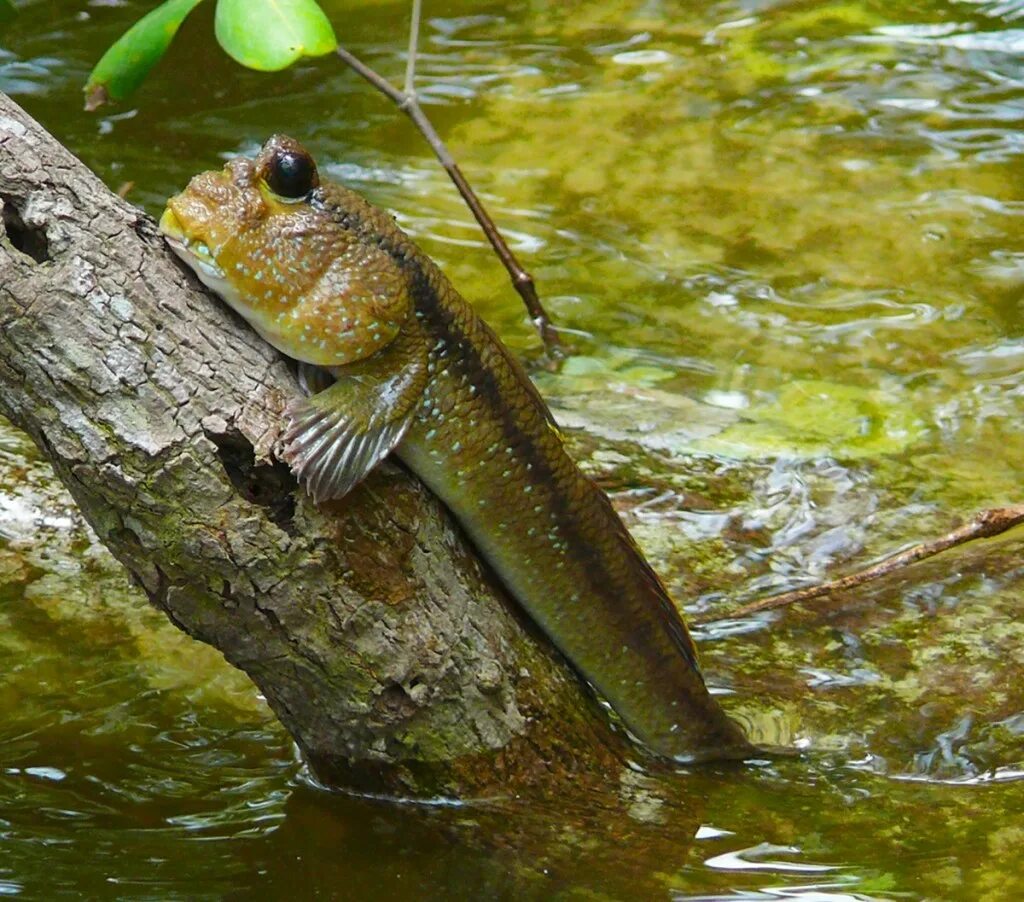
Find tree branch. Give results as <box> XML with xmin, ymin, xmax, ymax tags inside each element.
<box><xmin>697</xmin><ymin>504</ymin><xmax>1024</xmax><ymax>623</ymax></box>
<box><xmin>335</xmin><ymin>10</ymin><xmax>562</xmax><ymax>358</ymax></box>
<box><xmin>0</xmin><ymin>91</ymin><xmax>619</xmax><ymax>799</ymax></box>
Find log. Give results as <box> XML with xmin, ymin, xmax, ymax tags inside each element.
<box><xmin>0</xmin><ymin>92</ymin><xmax>624</xmax><ymax>798</ymax></box>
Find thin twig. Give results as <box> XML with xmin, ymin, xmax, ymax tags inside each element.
<box><xmin>403</xmin><ymin>0</ymin><xmax>421</xmax><ymax>98</ymax></box>
<box><xmin>335</xmin><ymin>11</ymin><xmax>562</xmax><ymax>357</ymax></box>
<box><xmin>696</xmin><ymin>504</ymin><xmax>1024</xmax><ymax>624</ymax></box>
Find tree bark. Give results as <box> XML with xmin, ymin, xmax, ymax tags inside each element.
<box><xmin>0</xmin><ymin>92</ymin><xmax>624</xmax><ymax>798</ymax></box>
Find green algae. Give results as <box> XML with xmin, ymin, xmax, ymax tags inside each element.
<box><xmin>699</xmin><ymin>378</ymin><xmax>927</xmax><ymax>459</ymax></box>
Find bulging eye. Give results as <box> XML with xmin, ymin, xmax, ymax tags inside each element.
<box><xmin>266</xmin><ymin>149</ymin><xmax>317</xmax><ymax>200</ymax></box>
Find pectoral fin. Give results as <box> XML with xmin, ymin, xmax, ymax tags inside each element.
<box><xmin>281</xmin><ymin>333</ymin><xmax>429</xmax><ymax>503</ymax></box>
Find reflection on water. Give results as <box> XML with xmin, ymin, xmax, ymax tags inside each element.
<box><xmin>1</xmin><ymin>0</ymin><xmax>1023</xmax><ymax>897</ymax></box>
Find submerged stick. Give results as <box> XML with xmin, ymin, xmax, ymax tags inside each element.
<box><xmin>699</xmin><ymin>505</ymin><xmax>1024</xmax><ymax>623</ymax></box>
<box><xmin>335</xmin><ymin>2</ymin><xmax>561</xmax><ymax>357</ymax></box>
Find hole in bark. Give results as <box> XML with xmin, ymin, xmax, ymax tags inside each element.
<box><xmin>205</xmin><ymin>427</ymin><xmax>296</xmax><ymax>531</ymax></box>
<box><xmin>380</xmin><ymin>681</ymin><xmax>417</xmax><ymax>716</ymax></box>
<box><xmin>1</xmin><ymin>198</ymin><xmax>50</xmax><ymax>263</ymax></box>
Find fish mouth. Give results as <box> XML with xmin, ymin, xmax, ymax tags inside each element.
<box><xmin>159</xmin><ymin>204</ymin><xmax>250</xmax><ymax>317</ymax></box>
<box><xmin>158</xmin><ymin>206</ymin><xmax>225</xmax><ymax>281</ymax></box>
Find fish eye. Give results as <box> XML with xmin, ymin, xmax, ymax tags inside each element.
<box><xmin>266</xmin><ymin>149</ymin><xmax>318</xmax><ymax>200</ymax></box>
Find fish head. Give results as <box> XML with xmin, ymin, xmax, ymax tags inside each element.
<box><xmin>160</xmin><ymin>135</ymin><xmax>409</xmax><ymax>366</ymax></box>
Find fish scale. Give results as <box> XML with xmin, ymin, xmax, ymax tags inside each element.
<box><xmin>160</xmin><ymin>135</ymin><xmax>754</xmax><ymax>763</ymax></box>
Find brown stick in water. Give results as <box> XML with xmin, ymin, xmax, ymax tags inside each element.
<box><xmin>697</xmin><ymin>505</ymin><xmax>1024</xmax><ymax>623</ymax></box>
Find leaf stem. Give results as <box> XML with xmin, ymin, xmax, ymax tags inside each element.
<box><xmin>334</xmin><ymin>13</ymin><xmax>561</xmax><ymax>357</ymax></box>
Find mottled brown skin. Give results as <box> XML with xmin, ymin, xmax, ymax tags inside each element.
<box><xmin>161</xmin><ymin>136</ymin><xmax>754</xmax><ymax>763</ymax></box>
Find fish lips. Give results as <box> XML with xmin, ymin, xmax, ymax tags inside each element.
<box><xmin>159</xmin><ymin>206</ymin><xmax>230</xmax><ymax>289</ymax></box>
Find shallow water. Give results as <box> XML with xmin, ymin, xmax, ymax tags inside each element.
<box><xmin>1</xmin><ymin>0</ymin><xmax>1023</xmax><ymax>898</ymax></box>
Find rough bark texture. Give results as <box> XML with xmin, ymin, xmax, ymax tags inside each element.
<box><xmin>0</xmin><ymin>93</ymin><xmax>625</xmax><ymax>798</ymax></box>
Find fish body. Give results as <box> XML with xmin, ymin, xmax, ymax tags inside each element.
<box><xmin>160</xmin><ymin>136</ymin><xmax>753</xmax><ymax>762</ymax></box>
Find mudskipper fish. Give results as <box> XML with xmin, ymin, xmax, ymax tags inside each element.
<box><xmin>160</xmin><ymin>135</ymin><xmax>755</xmax><ymax>763</ymax></box>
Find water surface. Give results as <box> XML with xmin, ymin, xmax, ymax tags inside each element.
<box><xmin>1</xmin><ymin>0</ymin><xmax>1023</xmax><ymax>898</ymax></box>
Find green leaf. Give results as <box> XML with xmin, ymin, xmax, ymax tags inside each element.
<box><xmin>214</xmin><ymin>0</ymin><xmax>337</xmax><ymax>72</ymax></box>
<box><xmin>0</xmin><ymin>0</ymin><xmax>16</xmax><ymax>26</ymax></box>
<box><xmin>84</xmin><ymin>0</ymin><xmax>207</xmax><ymax>110</ymax></box>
